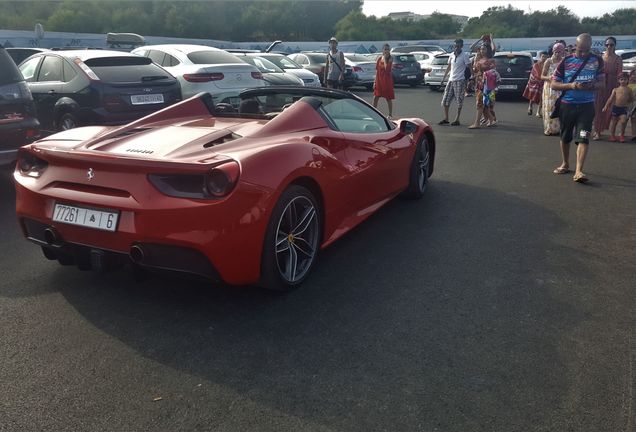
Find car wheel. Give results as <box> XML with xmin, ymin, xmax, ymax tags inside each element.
<box><xmin>403</xmin><ymin>136</ymin><xmax>430</xmax><ymax>199</ymax></box>
<box><xmin>428</xmin><ymin>85</ymin><xmax>439</xmax><ymax>92</ymax></box>
<box><xmin>260</xmin><ymin>185</ymin><xmax>321</xmax><ymax>291</ymax></box>
<box><xmin>58</xmin><ymin>113</ymin><xmax>79</xmax><ymax>131</ymax></box>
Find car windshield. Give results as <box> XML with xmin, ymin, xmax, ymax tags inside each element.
<box><xmin>431</xmin><ymin>56</ymin><xmax>449</xmax><ymax>65</ymax></box>
<box><xmin>264</xmin><ymin>56</ymin><xmax>302</xmax><ymax>70</ymax></box>
<box><xmin>187</xmin><ymin>50</ymin><xmax>243</xmax><ymax>65</ymax></box>
<box><xmin>494</xmin><ymin>55</ymin><xmax>532</xmax><ymax>69</ymax></box>
<box><xmin>242</xmin><ymin>56</ymin><xmax>283</xmax><ymax>73</ymax></box>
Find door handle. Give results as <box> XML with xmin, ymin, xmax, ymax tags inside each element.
<box><xmin>48</xmin><ymin>90</ymin><xmax>56</xmax><ymax>94</ymax></box>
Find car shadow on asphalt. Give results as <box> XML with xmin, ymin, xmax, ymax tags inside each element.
<box><xmin>23</xmin><ymin>180</ymin><xmax>606</xmax><ymax>431</ymax></box>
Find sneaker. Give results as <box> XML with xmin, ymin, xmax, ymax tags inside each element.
<box><xmin>438</xmin><ymin>119</ymin><xmax>449</xmax><ymax>125</ymax></box>
<box><xmin>609</xmin><ymin>135</ymin><xmax>617</xmax><ymax>142</ymax></box>
<box><xmin>619</xmin><ymin>135</ymin><xmax>625</xmax><ymax>142</ymax></box>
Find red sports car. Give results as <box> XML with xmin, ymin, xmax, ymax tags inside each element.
<box><xmin>14</xmin><ymin>87</ymin><xmax>435</xmax><ymax>290</ymax></box>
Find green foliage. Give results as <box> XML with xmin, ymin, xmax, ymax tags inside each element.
<box><xmin>0</xmin><ymin>0</ymin><xmax>633</xmax><ymax>41</ymax></box>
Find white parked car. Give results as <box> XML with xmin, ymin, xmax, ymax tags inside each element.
<box><xmin>131</xmin><ymin>44</ymin><xmax>266</xmax><ymax>103</ymax></box>
<box><xmin>251</xmin><ymin>53</ymin><xmax>322</xmax><ymax>87</ymax></box>
<box><xmin>622</xmin><ymin>55</ymin><xmax>636</xmax><ymax>74</ymax></box>
<box><xmin>410</xmin><ymin>51</ymin><xmax>444</xmax><ymax>75</ymax></box>
<box><xmin>343</xmin><ymin>53</ymin><xmax>377</xmax><ymax>90</ymax></box>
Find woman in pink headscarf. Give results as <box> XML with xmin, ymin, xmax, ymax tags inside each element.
<box><xmin>540</xmin><ymin>42</ymin><xmax>566</xmax><ymax>135</ymax></box>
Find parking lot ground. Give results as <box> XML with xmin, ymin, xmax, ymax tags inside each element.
<box><xmin>1</xmin><ymin>86</ymin><xmax>635</xmax><ymax>432</ymax></box>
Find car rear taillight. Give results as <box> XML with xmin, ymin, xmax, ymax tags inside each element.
<box><xmin>17</xmin><ymin>150</ymin><xmax>48</xmax><ymax>178</ymax></box>
<box><xmin>74</xmin><ymin>58</ymin><xmax>100</xmax><ymax>81</ymax></box>
<box><xmin>251</xmin><ymin>71</ymin><xmax>263</xmax><ymax>80</ymax></box>
<box><xmin>183</xmin><ymin>73</ymin><xmax>225</xmax><ymax>82</ymax></box>
<box><xmin>353</xmin><ymin>66</ymin><xmax>363</xmax><ymax>72</ymax></box>
<box><xmin>393</xmin><ymin>64</ymin><xmax>404</xmax><ymax>69</ymax></box>
<box><xmin>148</xmin><ymin>160</ymin><xmax>240</xmax><ymax>199</ymax></box>
<box><xmin>204</xmin><ymin>161</ymin><xmax>240</xmax><ymax>198</ymax></box>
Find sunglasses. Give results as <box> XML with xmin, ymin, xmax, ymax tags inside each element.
<box><xmin>605</xmin><ymin>43</ymin><xmax>615</xmax><ymax>47</ymax></box>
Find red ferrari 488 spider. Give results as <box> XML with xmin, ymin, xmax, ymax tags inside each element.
<box><xmin>14</xmin><ymin>87</ymin><xmax>435</xmax><ymax>290</ymax></box>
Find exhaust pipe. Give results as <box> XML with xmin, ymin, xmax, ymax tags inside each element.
<box><xmin>130</xmin><ymin>244</ymin><xmax>145</xmax><ymax>264</ymax></box>
<box><xmin>44</xmin><ymin>228</ymin><xmax>58</xmax><ymax>245</ymax></box>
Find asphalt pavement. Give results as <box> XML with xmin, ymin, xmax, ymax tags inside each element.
<box><xmin>1</xmin><ymin>85</ymin><xmax>635</xmax><ymax>432</ymax></box>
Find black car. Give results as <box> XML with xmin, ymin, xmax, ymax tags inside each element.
<box><xmin>0</xmin><ymin>45</ymin><xmax>39</xmax><ymax>167</ymax></box>
<box><xmin>18</xmin><ymin>50</ymin><xmax>181</xmax><ymax>133</ymax></box>
<box><xmin>391</xmin><ymin>54</ymin><xmax>423</xmax><ymax>87</ymax></box>
<box><xmin>6</xmin><ymin>47</ymin><xmax>50</xmax><ymax>66</ymax></box>
<box><xmin>492</xmin><ymin>52</ymin><xmax>534</xmax><ymax>95</ymax></box>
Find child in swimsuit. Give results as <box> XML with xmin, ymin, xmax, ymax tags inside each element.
<box><xmin>602</xmin><ymin>72</ymin><xmax>634</xmax><ymax>142</ymax></box>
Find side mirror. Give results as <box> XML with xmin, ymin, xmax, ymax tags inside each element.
<box><xmin>400</xmin><ymin>120</ymin><xmax>418</xmax><ymax>134</ymax></box>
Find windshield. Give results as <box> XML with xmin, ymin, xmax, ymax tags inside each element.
<box><xmin>242</xmin><ymin>56</ymin><xmax>284</xmax><ymax>73</ymax></box>
<box><xmin>264</xmin><ymin>56</ymin><xmax>302</xmax><ymax>70</ymax></box>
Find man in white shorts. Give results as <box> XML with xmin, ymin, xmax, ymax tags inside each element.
<box><xmin>439</xmin><ymin>38</ymin><xmax>471</xmax><ymax>126</ymax></box>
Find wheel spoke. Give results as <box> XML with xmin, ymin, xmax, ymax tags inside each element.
<box><xmin>292</xmin><ymin>237</ymin><xmax>314</xmax><ymax>258</ymax></box>
<box><xmin>285</xmin><ymin>243</ymin><xmax>298</xmax><ymax>281</ymax></box>
<box><xmin>292</xmin><ymin>206</ymin><xmax>316</xmax><ymax>236</ymax></box>
<box><xmin>276</xmin><ymin>232</ymin><xmax>289</xmax><ymax>253</ymax></box>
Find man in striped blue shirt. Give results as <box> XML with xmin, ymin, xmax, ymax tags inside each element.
<box><xmin>551</xmin><ymin>33</ymin><xmax>605</xmax><ymax>183</ymax></box>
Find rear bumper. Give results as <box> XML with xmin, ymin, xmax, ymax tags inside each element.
<box><xmin>14</xmin><ymin>174</ymin><xmax>273</xmax><ymax>286</ymax></box>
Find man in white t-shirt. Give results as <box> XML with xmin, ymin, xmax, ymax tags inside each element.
<box><xmin>439</xmin><ymin>39</ymin><xmax>472</xmax><ymax>126</ymax></box>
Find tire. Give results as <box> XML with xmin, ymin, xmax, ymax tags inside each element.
<box><xmin>260</xmin><ymin>185</ymin><xmax>322</xmax><ymax>291</ymax></box>
<box><xmin>403</xmin><ymin>136</ymin><xmax>430</xmax><ymax>199</ymax></box>
<box><xmin>58</xmin><ymin>112</ymin><xmax>79</xmax><ymax>131</ymax></box>
<box><xmin>428</xmin><ymin>85</ymin><xmax>439</xmax><ymax>92</ymax></box>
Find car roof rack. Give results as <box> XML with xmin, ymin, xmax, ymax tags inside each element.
<box><xmin>106</xmin><ymin>32</ymin><xmax>145</xmax><ymax>49</ymax></box>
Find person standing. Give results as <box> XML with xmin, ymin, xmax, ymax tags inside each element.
<box><xmin>551</xmin><ymin>33</ymin><xmax>605</xmax><ymax>183</ymax></box>
<box><xmin>373</xmin><ymin>44</ymin><xmax>395</xmax><ymax>118</ymax></box>
<box><xmin>541</xmin><ymin>43</ymin><xmax>566</xmax><ymax>135</ymax></box>
<box><xmin>523</xmin><ymin>51</ymin><xmax>548</xmax><ymax>116</ymax></box>
<box><xmin>324</xmin><ymin>37</ymin><xmax>345</xmax><ymax>89</ymax></box>
<box><xmin>592</xmin><ymin>37</ymin><xmax>623</xmax><ymax>140</ymax></box>
<box><xmin>438</xmin><ymin>38</ymin><xmax>471</xmax><ymax>126</ymax></box>
<box><xmin>602</xmin><ymin>72</ymin><xmax>633</xmax><ymax>142</ymax></box>
<box><xmin>468</xmin><ymin>43</ymin><xmax>496</xmax><ymax>129</ymax></box>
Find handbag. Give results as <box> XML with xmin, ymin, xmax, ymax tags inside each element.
<box><xmin>549</xmin><ymin>55</ymin><xmax>592</xmax><ymax>119</ymax></box>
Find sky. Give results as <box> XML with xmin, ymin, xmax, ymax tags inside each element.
<box><xmin>361</xmin><ymin>1</ymin><xmax>636</xmax><ymax>19</ymax></box>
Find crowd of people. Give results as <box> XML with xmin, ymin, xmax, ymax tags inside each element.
<box><xmin>326</xmin><ymin>33</ymin><xmax>634</xmax><ymax>185</ymax></box>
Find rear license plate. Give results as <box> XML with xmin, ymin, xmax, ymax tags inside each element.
<box><xmin>131</xmin><ymin>94</ymin><xmax>164</xmax><ymax>105</ymax></box>
<box><xmin>53</xmin><ymin>203</ymin><xmax>119</xmax><ymax>232</ymax></box>
<box><xmin>499</xmin><ymin>84</ymin><xmax>517</xmax><ymax>90</ymax></box>
<box><xmin>407</xmin><ymin>75</ymin><xmax>416</xmax><ymax>79</ymax></box>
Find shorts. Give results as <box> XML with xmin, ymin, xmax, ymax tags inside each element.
<box><xmin>559</xmin><ymin>102</ymin><xmax>595</xmax><ymax>145</ymax></box>
<box><xmin>611</xmin><ymin>105</ymin><xmax>628</xmax><ymax>117</ymax></box>
<box><xmin>441</xmin><ymin>80</ymin><xmax>466</xmax><ymax>107</ymax></box>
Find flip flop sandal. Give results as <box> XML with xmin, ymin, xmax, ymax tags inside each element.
<box><xmin>553</xmin><ymin>167</ymin><xmax>570</xmax><ymax>174</ymax></box>
<box><xmin>438</xmin><ymin>119</ymin><xmax>449</xmax><ymax>125</ymax></box>
<box><xmin>573</xmin><ymin>173</ymin><xmax>589</xmax><ymax>183</ymax></box>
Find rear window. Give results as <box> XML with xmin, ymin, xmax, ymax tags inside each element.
<box><xmin>431</xmin><ymin>56</ymin><xmax>449</xmax><ymax>65</ymax></box>
<box><xmin>84</xmin><ymin>57</ymin><xmax>173</xmax><ymax>83</ymax></box>
<box><xmin>394</xmin><ymin>55</ymin><xmax>416</xmax><ymax>63</ymax></box>
<box><xmin>0</xmin><ymin>49</ymin><xmax>25</xmax><ymax>85</ymax></box>
<box><xmin>494</xmin><ymin>55</ymin><xmax>532</xmax><ymax>69</ymax></box>
<box><xmin>187</xmin><ymin>51</ymin><xmax>243</xmax><ymax>65</ymax></box>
